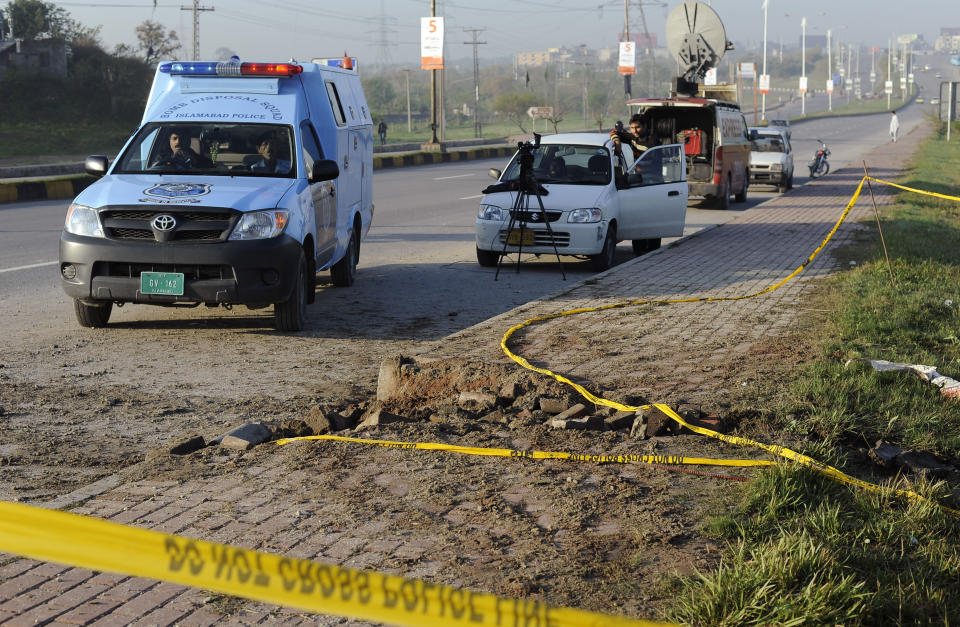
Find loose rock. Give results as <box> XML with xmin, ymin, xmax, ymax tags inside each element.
<box><xmin>220</xmin><ymin>423</ymin><xmax>272</xmax><ymax>450</ymax></box>
<box><xmin>539</xmin><ymin>398</ymin><xmax>568</xmax><ymax>414</ymax></box>
<box><xmin>868</xmin><ymin>440</ymin><xmax>902</xmax><ymax>469</ymax></box>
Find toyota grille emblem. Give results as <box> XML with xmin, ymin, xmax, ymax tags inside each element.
<box><xmin>151</xmin><ymin>214</ymin><xmax>176</xmax><ymax>231</ymax></box>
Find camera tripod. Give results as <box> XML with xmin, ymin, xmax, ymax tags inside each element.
<box><xmin>494</xmin><ymin>138</ymin><xmax>566</xmax><ymax>281</ymax></box>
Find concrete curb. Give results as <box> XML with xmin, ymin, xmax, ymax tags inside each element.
<box><xmin>0</xmin><ymin>146</ymin><xmax>517</xmax><ymax>205</ymax></box>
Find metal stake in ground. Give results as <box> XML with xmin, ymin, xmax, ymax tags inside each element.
<box><xmin>862</xmin><ymin>161</ymin><xmax>896</xmax><ymax>289</ymax></box>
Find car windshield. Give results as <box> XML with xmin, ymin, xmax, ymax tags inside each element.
<box><xmin>114</xmin><ymin>123</ymin><xmax>296</xmax><ymax>177</ymax></box>
<box><xmin>753</xmin><ymin>138</ymin><xmax>785</xmax><ymax>153</ymax></box>
<box><xmin>501</xmin><ymin>144</ymin><xmax>611</xmax><ymax>185</ymax></box>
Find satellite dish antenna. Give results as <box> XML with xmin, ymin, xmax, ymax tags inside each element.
<box><xmin>665</xmin><ymin>1</ymin><xmax>733</xmax><ymax>84</ymax></box>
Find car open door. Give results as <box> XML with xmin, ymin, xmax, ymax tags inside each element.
<box><xmin>615</xmin><ymin>144</ymin><xmax>688</xmax><ymax>239</ymax></box>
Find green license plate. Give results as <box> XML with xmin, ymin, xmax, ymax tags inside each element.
<box><xmin>507</xmin><ymin>229</ymin><xmax>536</xmax><ymax>246</ymax></box>
<box><xmin>141</xmin><ymin>272</ymin><xmax>184</xmax><ymax>296</ymax></box>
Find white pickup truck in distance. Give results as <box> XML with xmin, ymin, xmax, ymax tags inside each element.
<box><xmin>475</xmin><ymin>133</ymin><xmax>688</xmax><ymax>271</ymax></box>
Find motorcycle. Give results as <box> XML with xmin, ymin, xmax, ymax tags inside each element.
<box><xmin>808</xmin><ymin>139</ymin><xmax>830</xmax><ymax>178</ymax></box>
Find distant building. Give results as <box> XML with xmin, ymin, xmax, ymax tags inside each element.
<box><xmin>935</xmin><ymin>28</ymin><xmax>960</xmax><ymax>52</ymax></box>
<box><xmin>0</xmin><ymin>38</ymin><xmax>68</xmax><ymax>79</ymax></box>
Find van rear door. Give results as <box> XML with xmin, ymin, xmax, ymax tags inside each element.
<box><xmin>616</xmin><ymin>144</ymin><xmax>688</xmax><ymax>239</ymax></box>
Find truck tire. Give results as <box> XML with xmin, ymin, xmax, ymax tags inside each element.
<box><xmin>631</xmin><ymin>238</ymin><xmax>661</xmax><ymax>256</ymax></box>
<box><xmin>74</xmin><ymin>300</ymin><xmax>112</xmax><ymax>328</ymax></box>
<box><xmin>735</xmin><ymin>170</ymin><xmax>748</xmax><ymax>202</ymax></box>
<box><xmin>275</xmin><ymin>251</ymin><xmax>307</xmax><ymax>332</ymax></box>
<box><xmin>331</xmin><ymin>228</ymin><xmax>358</xmax><ymax>287</ymax></box>
<box><xmin>589</xmin><ymin>225</ymin><xmax>616</xmax><ymax>272</ymax></box>
<box><xmin>476</xmin><ymin>247</ymin><xmax>500</xmax><ymax>267</ymax></box>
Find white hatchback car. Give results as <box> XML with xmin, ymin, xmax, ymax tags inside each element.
<box><xmin>748</xmin><ymin>127</ymin><xmax>794</xmax><ymax>193</ymax></box>
<box><xmin>475</xmin><ymin>133</ymin><xmax>688</xmax><ymax>271</ymax></box>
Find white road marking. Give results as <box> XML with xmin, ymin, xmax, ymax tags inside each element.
<box><xmin>0</xmin><ymin>261</ymin><xmax>58</xmax><ymax>274</ymax></box>
<box><xmin>434</xmin><ymin>173</ymin><xmax>475</xmax><ymax>180</ymax></box>
<box><xmin>459</xmin><ymin>194</ymin><xmax>483</xmax><ymax>200</ymax></box>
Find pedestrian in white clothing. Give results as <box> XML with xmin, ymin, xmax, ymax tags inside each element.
<box><xmin>889</xmin><ymin>110</ymin><xmax>900</xmax><ymax>143</ymax></box>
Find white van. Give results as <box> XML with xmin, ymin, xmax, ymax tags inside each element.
<box><xmin>476</xmin><ymin>133</ymin><xmax>687</xmax><ymax>271</ymax></box>
<box><xmin>627</xmin><ymin>96</ymin><xmax>751</xmax><ymax>209</ymax></box>
<box><xmin>59</xmin><ymin>58</ymin><xmax>373</xmax><ymax>331</ymax></box>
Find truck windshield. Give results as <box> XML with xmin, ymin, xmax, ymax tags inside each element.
<box><xmin>501</xmin><ymin>144</ymin><xmax>611</xmax><ymax>185</ymax></box>
<box><xmin>114</xmin><ymin>123</ymin><xmax>296</xmax><ymax>177</ymax></box>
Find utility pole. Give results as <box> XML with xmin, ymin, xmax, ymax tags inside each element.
<box><xmin>429</xmin><ymin>0</ymin><xmax>439</xmax><ymax>144</ymax></box>
<box><xmin>463</xmin><ymin>28</ymin><xmax>486</xmax><ymax>138</ymax></box>
<box><xmin>401</xmin><ymin>69</ymin><xmax>412</xmax><ymax>132</ymax></box>
<box><xmin>180</xmin><ymin>0</ymin><xmax>214</xmax><ymax>60</ymax></box>
<box><xmin>801</xmin><ymin>16</ymin><xmax>806</xmax><ymax>116</ymax></box>
<box><xmin>827</xmin><ymin>29</ymin><xmax>832</xmax><ymax>111</ymax></box>
<box><xmin>623</xmin><ymin>0</ymin><xmax>631</xmax><ymax>99</ymax></box>
<box><xmin>761</xmin><ymin>0</ymin><xmax>768</xmax><ymax>120</ymax></box>
<box><xmin>887</xmin><ymin>36</ymin><xmax>891</xmax><ymax>110</ymax></box>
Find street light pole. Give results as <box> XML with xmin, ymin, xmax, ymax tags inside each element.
<box><xmin>801</xmin><ymin>16</ymin><xmax>806</xmax><ymax>116</ymax></box>
<box><xmin>887</xmin><ymin>36</ymin><xmax>891</xmax><ymax>110</ymax></box>
<box><xmin>761</xmin><ymin>0</ymin><xmax>768</xmax><ymax>120</ymax></box>
<box><xmin>827</xmin><ymin>29</ymin><xmax>832</xmax><ymax>111</ymax></box>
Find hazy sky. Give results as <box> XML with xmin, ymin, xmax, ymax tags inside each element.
<box><xmin>48</xmin><ymin>0</ymin><xmax>958</xmax><ymax>66</ymax></box>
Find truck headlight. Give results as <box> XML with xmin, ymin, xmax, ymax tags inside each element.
<box><xmin>567</xmin><ymin>208</ymin><xmax>602</xmax><ymax>223</ymax></box>
<box><xmin>770</xmin><ymin>163</ymin><xmax>783</xmax><ymax>172</ymax></box>
<box><xmin>229</xmin><ymin>210</ymin><xmax>290</xmax><ymax>240</ymax></box>
<box><xmin>64</xmin><ymin>203</ymin><xmax>104</xmax><ymax>238</ymax></box>
<box><xmin>477</xmin><ymin>204</ymin><xmax>505</xmax><ymax>221</ymax></box>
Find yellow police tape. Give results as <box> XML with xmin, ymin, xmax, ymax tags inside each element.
<box><xmin>866</xmin><ymin>176</ymin><xmax>960</xmax><ymax>203</ymax></box>
<box><xmin>500</xmin><ymin>175</ymin><xmax>960</xmax><ymax>518</ymax></box>
<box><xmin>274</xmin><ymin>433</ymin><xmax>776</xmax><ymax>468</ymax></box>
<box><xmin>0</xmin><ymin>500</ymin><xmax>670</xmax><ymax>627</ymax></box>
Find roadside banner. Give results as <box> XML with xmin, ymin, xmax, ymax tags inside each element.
<box><xmin>885</xmin><ymin>80</ymin><xmax>893</xmax><ymax>95</ymax></box>
<box><xmin>420</xmin><ymin>17</ymin><xmax>444</xmax><ymax>70</ymax></box>
<box><xmin>799</xmin><ymin>76</ymin><xmax>808</xmax><ymax>93</ymax></box>
<box><xmin>759</xmin><ymin>74</ymin><xmax>770</xmax><ymax>94</ymax></box>
<box><xmin>826</xmin><ymin>79</ymin><xmax>834</xmax><ymax>94</ymax></box>
<box><xmin>618</xmin><ymin>41</ymin><xmax>636</xmax><ymax>75</ymax></box>
<box><xmin>704</xmin><ymin>68</ymin><xmax>717</xmax><ymax>85</ymax></box>
<box><xmin>739</xmin><ymin>62</ymin><xmax>755</xmax><ymax>79</ymax></box>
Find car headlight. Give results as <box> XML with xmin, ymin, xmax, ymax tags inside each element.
<box><xmin>64</xmin><ymin>203</ymin><xmax>104</xmax><ymax>238</ymax></box>
<box><xmin>477</xmin><ymin>204</ymin><xmax>505</xmax><ymax>221</ymax></box>
<box><xmin>770</xmin><ymin>163</ymin><xmax>783</xmax><ymax>172</ymax></box>
<box><xmin>229</xmin><ymin>210</ymin><xmax>290</xmax><ymax>240</ymax></box>
<box><xmin>567</xmin><ymin>208</ymin><xmax>603</xmax><ymax>223</ymax></box>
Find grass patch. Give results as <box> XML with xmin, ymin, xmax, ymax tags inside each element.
<box><xmin>0</xmin><ymin>121</ymin><xmax>132</xmax><ymax>162</ymax></box>
<box><xmin>663</xmin><ymin>126</ymin><xmax>960</xmax><ymax>624</ymax></box>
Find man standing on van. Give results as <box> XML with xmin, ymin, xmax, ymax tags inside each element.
<box><xmin>889</xmin><ymin>110</ymin><xmax>900</xmax><ymax>143</ymax></box>
<box><xmin>378</xmin><ymin>119</ymin><xmax>388</xmax><ymax>145</ymax></box>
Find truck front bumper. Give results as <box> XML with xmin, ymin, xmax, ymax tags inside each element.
<box><xmin>59</xmin><ymin>232</ymin><xmax>302</xmax><ymax>306</ymax></box>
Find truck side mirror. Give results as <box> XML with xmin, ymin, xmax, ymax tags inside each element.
<box><xmin>310</xmin><ymin>159</ymin><xmax>340</xmax><ymax>183</ymax></box>
<box><xmin>84</xmin><ymin>155</ymin><xmax>109</xmax><ymax>178</ymax></box>
<box><xmin>488</xmin><ymin>168</ymin><xmax>502</xmax><ymax>180</ymax></box>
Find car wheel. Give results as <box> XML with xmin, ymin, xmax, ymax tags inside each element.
<box><xmin>589</xmin><ymin>225</ymin><xmax>616</xmax><ymax>271</ymax></box>
<box><xmin>716</xmin><ymin>175</ymin><xmax>730</xmax><ymax>210</ymax></box>
<box><xmin>330</xmin><ymin>228</ymin><xmax>358</xmax><ymax>287</ymax></box>
<box><xmin>786</xmin><ymin>173</ymin><xmax>794</xmax><ymax>190</ymax></box>
<box><xmin>734</xmin><ymin>170</ymin><xmax>748</xmax><ymax>202</ymax></box>
<box><xmin>275</xmin><ymin>251</ymin><xmax>307</xmax><ymax>332</ymax></box>
<box><xmin>74</xmin><ymin>299</ymin><xmax>112</xmax><ymax>328</ymax></box>
<box><xmin>631</xmin><ymin>238</ymin><xmax>661</xmax><ymax>256</ymax></box>
<box><xmin>476</xmin><ymin>247</ymin><xmax>500</xmax><ymax>267</ymax></box>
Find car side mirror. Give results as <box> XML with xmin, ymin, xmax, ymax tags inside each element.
<box><xmin>310</xmin><ymin>159</ymin><xmax>339</xmax><ymax>183</ymax></box>
<box><xmin>488</xmin><ymin>168</ymin><xmax>502</xmax><ymax>180</ymax></box>
<box><xmin>84</xmin><ymin>155</ymin><xmax>109</xmax><ymax>178</ymax></box>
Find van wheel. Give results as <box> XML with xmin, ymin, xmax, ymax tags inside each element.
<box><xmin>74</xmin><ymin>300</ymin><xmax>112</xmax><ymax>328</ymax></box>
<box><xmin>331</xmin><ymin>229</ymin><xmax>359</xmax><ymax>287</ymax></box>
<box><xmin>715</xmin><ymin>176</ymin><xmax>730</xmax><ymax>210</ymax></box>
<box><xmin>589</xmin><ymin>225</ymin><xmax>616</xmax><ymax>271</ymax></box>
<box><xmin>787</xmin><ymin>173</ymin><xmax>794</xmax><ymax>190</ymax></box>
<box><xmin>631</xmin><ymin>238</ymin><xmax>661</xmax><ymax>256</ymax></box>
<box><xmin>735</xmin><ymin>171</ymin><xmax>748</xmax><ymax>202</ymax></box>
<box><xmin>476</xmin><ymin>247</ymin><xmax>500</xmax><ymax>267</ymax></box>
<box><xmin>275</xmin><ymin>251</ymin><xmax>307</xmax><ymax>332</ymax></box>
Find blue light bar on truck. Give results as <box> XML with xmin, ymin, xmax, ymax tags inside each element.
<box><xmin>159</xmin><ymin>62</ymin><xmax>303</xmax><ymax>77</ymax></box>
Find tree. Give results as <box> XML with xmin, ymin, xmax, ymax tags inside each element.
<box><xmin>135</xmin><ymin>20</ymin><xmax>180</xmax><ymax>64</ymax></box>
<box><xmin>362</xmin><ymin>76</ymin><xmax>398</xmax><ymax>116</ymax></box>
<box><xmin>493</xmin><ymin>91</ymin><xmax>538</xmax><ymax>133</ymax></box>
<box><xmin>3</xmin><ymin>0</ymin><xmax>91</xmax><ymax>41</ymax></box>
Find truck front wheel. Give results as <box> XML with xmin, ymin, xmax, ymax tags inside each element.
<box><xmin>74</xmin><ymin>300</ymin><xmax>112</xmax><ymax>328</ymax></box>
<box><xmin>331</xmin><ymin>228</ymin><xmax>358</xmax><ymax>287</ymax></box>
<box><xmin>275</xmin><ymin>251</ymin><xmax>307</xmax><ymax>332</ymax></box>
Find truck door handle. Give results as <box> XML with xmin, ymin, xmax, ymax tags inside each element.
<box><xmin>668</xmin><ymin>190</ymin><xmax>680</xmax><ymax>196</ymax></box>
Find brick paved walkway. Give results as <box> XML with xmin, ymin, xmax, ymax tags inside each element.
<box><xmin>0</xmin><ymin>120</ymin><xmax>934</xmax><ymax>625</ymax></box>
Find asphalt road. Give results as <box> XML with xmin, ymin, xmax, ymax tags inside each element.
<box><xmin>0</xmin><ymin>63</ymin><xmax>941</xmax><ymax>331</ymax></box>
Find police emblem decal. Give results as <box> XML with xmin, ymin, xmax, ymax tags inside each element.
<box><xmin>142</xmin><ymin>183</ymin><xmax>212</xmax><ymax>199</ymax></box>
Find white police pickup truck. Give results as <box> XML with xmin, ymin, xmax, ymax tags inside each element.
<box><xmin>59</xmin><ymin>57</ymin><xmax>373</xmax><ymax>331</ymax></box>
<box><xmin>476</xmin><ymin>133</ymin><xmax>687</xmax><ymax>270</ymax></box>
